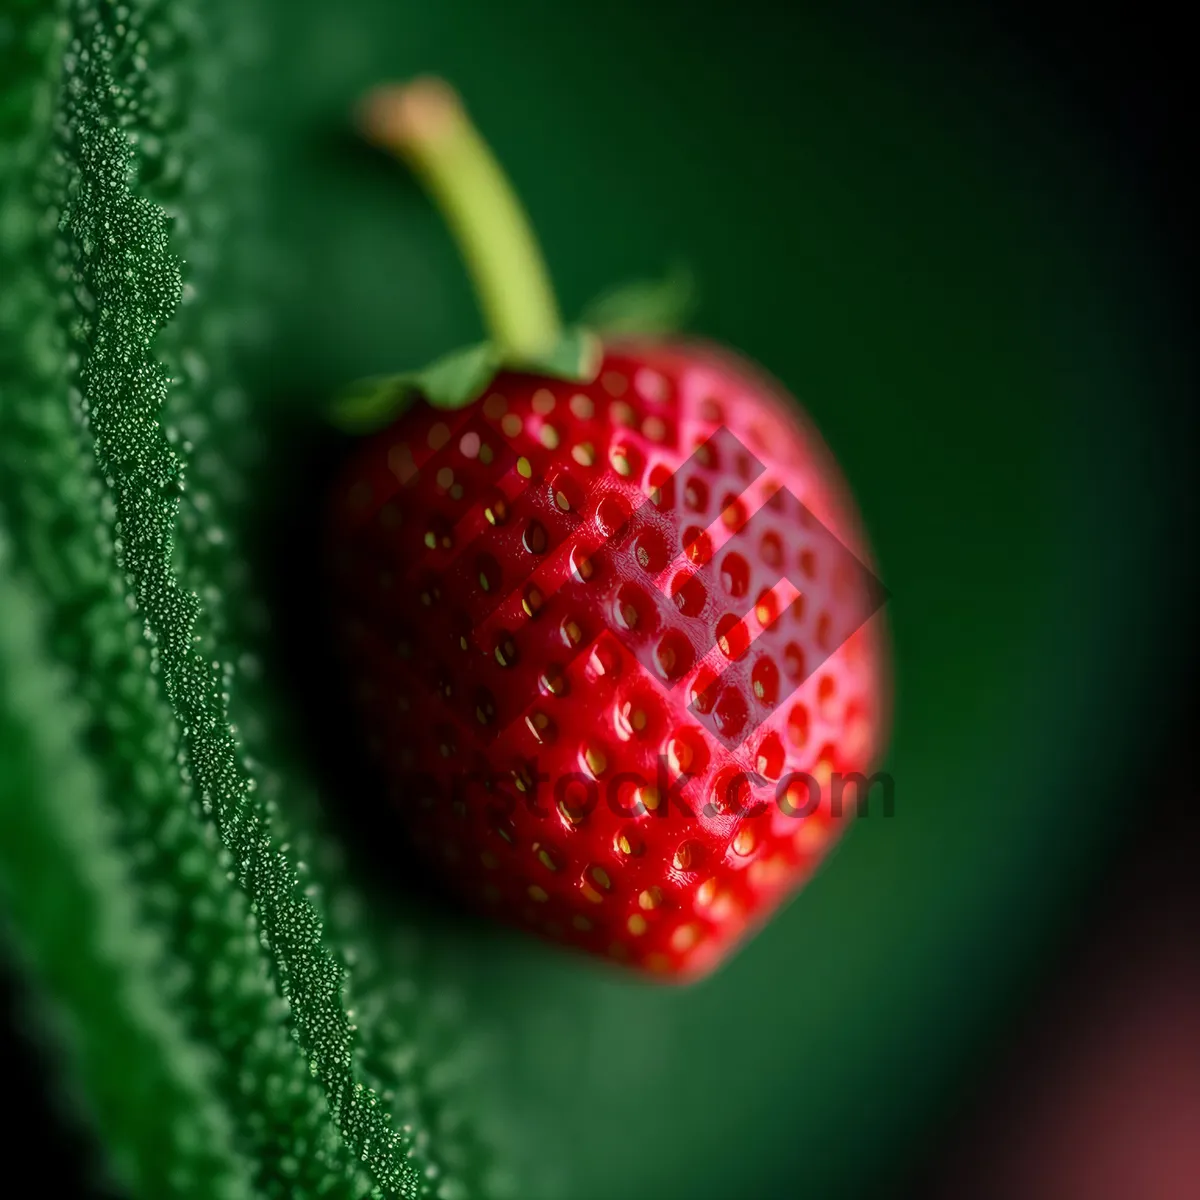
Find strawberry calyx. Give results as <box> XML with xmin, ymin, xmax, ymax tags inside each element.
<box><xmin>335</xmin><ymin>77</ymin><xmax>696</xmax><ymax>433</ymax></box>
<box><xmin>333</xmin><ymin>326</ymin><xmax>601</xmax><ymax>433</ymax></box>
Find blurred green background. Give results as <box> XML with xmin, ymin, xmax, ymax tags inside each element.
<box><xmin>238</xmin><ymin>0</ymin><xmax>1188</xmax><ymax>1196</ymax></box>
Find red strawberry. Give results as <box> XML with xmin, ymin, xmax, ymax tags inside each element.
<box><xmin>326</xmin><ymin>80</ymin><xmax>890</xmax><ymax>980</ymax></box>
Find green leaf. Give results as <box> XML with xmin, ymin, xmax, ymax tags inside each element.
<box><xmin>333</xmin><ymin>326</ymin><xmax>602</xmax><ymax>434</ymax></box>
<box><xmin>514</xmin><ymin>324</ymin><xmax>603</xmax><ymax>382</ymax></box>
<box><xmin>581</xmin><ymin>261</ymin><xmax>700</xmax><ymax>336</ymax></box>
<box><xmin>0</xmin><ymin>2</ymin><xmax>501</xmax><ymax>1197</ymax></box>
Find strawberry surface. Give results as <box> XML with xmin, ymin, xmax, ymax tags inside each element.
<box><xmin>328</xmin><ymin>340</ymin><xmax>889</xmax><ymax>979</ymax></box>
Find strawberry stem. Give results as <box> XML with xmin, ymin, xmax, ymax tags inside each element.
<box><xmin>358</xmin><ymin>78</ymin><xmax>563</xmax><ymax>360</ymax></box>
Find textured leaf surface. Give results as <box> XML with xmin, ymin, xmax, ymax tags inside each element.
<box><xmin>0</xmin><ymin>2</ymin><xmax>496</xmax><ymax>1197</ymax></box>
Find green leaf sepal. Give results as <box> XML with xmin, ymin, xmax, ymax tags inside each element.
<box><xmin>580</xmin><ymin>261</ymin><xmax>698</xmax><ymax>336</ymax></box>
<box><xmin>333</xmin><ymin>326</ymin><xmax>602</xmax><ymax>435</ymax></box>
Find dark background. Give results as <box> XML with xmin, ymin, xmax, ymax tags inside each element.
<box><xmin>901</xmin><ymin>3</ymin><xmax>1198</xmax><ymax>1195</ymax></box>
<box><xmin>7</xmin><ymin>0</ymin><xmax>1196</xmax><ymax>1196</ymax></box>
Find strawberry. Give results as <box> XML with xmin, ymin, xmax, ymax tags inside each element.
<box><xmin>326</xmin><ymin>80</ymin><xmax>890</xmax><ymax>980</ymax></box>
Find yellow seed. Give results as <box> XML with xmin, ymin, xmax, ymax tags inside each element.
<box><xmin>616</xmin><ymin>702</ymin><xmax>647</xmax><ymax>739</ymax></box>
<box><xmin>523</xmin><ymin>520</ymin><xmax>548</xmax><ymax>553</ymax></box>
<box><xmin>591</xmin><ymin>866</ymin><xmax>612</xmax><ymax>890</ymax></box>
<box><xmin>639</xmin><ymin>887</ymin><xmax>663</xmax><ymax>911</ymax></box>
<box><xmin>642</xmin><ymin>415</ymin><xmax>666</xmax><ymax>441</ymax></box>
<box><xmin>627</xmin><ymin>914</ymin><xmax>648</xmax><ymax>936</ymax></box>
<box><xmin>795</xmin><ymin>821</ymin><xmax>827</xmax><ymax>854</ymax></box>
<box><xmin>436</xmin><ymin>466</ymin><xmax>454</xmax><ymax>489</ymax></box>
<box><xmin>583</xmin><ymin>745</ymin><xmax>607</xmax><ymax>778</ymax></box>
<box><xmin>501</xmin><ymin>413</ymin><xmax>522</xmax><ymax>437</ymax></box>
<box><xmin>540</xmin><ymin>667</ymin><xmax>566</xmax><ymax>696</ymax></box>
<box><xmin>635</xmin><ymin>786</ymin><xmax>661</xmax><ymax>813</ymax></box>
<box><xmin>611</xmin><ymin>401</ymin><xmax>635</xmax><ymax>426</ymax></box>
<box><xmin>555</xmin><ymin>489</ymin><xmax>571</xmax><ymax>511</ymax></box>
<box><xmin>522</xmin><ymin>586</ymin><xmax>543</xmax><ymax>617</ymax></box>
<box><xmin>537</xmin><ymin>847</ymin><xmax>559</xmax><ymax>871</ymax></box>
<box><xmin>517</xmin><ymin>456</ymin><xmax>532</xmax><ymax>478</ymax></box>
<box><xmin>540</xmin><ymin>425</ymin><xmax>560</xmax><ymax>449</ymax></box>
<box><xmin>732</xmin><ymin>827</ymin><xmax>756</xmax><ymax>856</ymax></box>
<box><xmin>528</xmin><ymin>885</ymin><xmax>549</xmax><ymax>903</ymax></box>
<box><xmin>562</xmin><ymin>619</ymin><xmax>582</xmax><ymax>647</ymax></box>
<box><xmin>617</xmin><ymin>834</ymin><xmax>634</xmax><ymax>856</ymax></box>
<box><xmin>671</xmin><ymin>924</ymin><xmax>699</xmax><ymax>952</ymax></box>
<box><xmin>696</xmin><ymin>878</ymin><xmax>717</xmax><ymax>907</ymax></box>
<box><xmin>532</xmin><ymin>387</ymin><xmax>556</xmax><ymax>414</ymax></box>
<box><xmin>388</xmin><ymin>443</ymin><xmax>417</xmax><ymax>484</ymax></box>
<box><xmin>572</xmin><ymin>442</ymin><xmax>596</xmax><ymax>466</ymax></box>
<box><xmin>610</xmin><ymin>449</ymin><xmax>632</xmax><ymax>477</ymax></box>
<box><xmin>666</xmin><ymin>738</ymin><xmax>693</xmax><ymax>774</ymax></box>
<box><xmin>525</xmin><ymin>711</ymin><xmax>553</xmax><ymax>743</ymax></box>
<box><xmin>581</xmin><ymin>883</ymin><xmax>604</xmax><ymax>904</ymax></box>
<box><xmin>559</xmin><ymin>796</ymin><xmax>586</xmax><ymax>825</ymax></box>
<box><xmin>673</xmin><ymin>844</ymin><xmax>693</xmax><ymax>871</ymax></box>
<box><xmin>479</xmin><ymin>443</ymin><xmax>494</xmax><ymax>465</ymax></box>
<box><xmin>749</xmin><ymin>857</ymin><xmax>788</xmax><ymax>887</ymax></box>
<box><xmin>569</xmin><ymin>393</ymin><xmax>595</xmax><ymax>419</ymax></box>
<box><xmin>484</xmin><ymin>498</ymin><xmax>508</xmax><ymax>525</ymax></box>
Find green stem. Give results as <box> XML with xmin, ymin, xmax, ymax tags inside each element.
<box><xmin>359</xmin><ymin>77</ymin><xmax>562</xmax><ymax>358</ymax></box>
